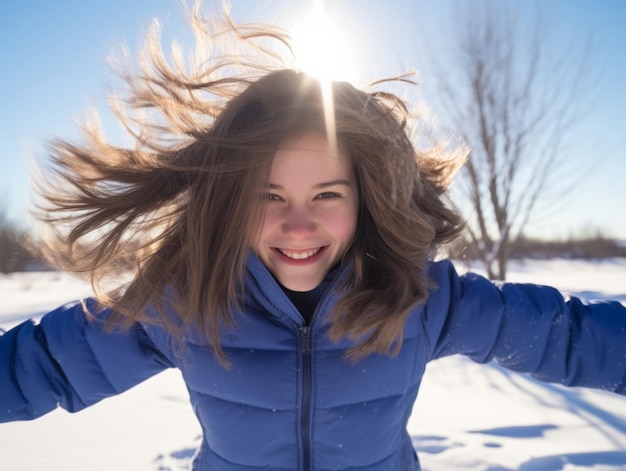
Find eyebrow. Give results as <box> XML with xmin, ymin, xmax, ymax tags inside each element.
<box><xmin>264</xmin><ymin>179</ymin><xmax>353</xmax><ymax>190</ymax></box>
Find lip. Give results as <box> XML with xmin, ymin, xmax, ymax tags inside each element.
<box><xmin>272</xmin><ymin>246</ymin><xmax>329</xmax><ymax>265</ymax></box>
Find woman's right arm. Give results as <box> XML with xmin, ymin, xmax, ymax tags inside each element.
<box><xmin>0</xmin><ymin>299</ymin><xmax>174</xmax><ymax>422</ymax></box>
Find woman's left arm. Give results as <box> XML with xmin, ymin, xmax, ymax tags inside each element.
<box><xmin>422</xmin><ymin>260</ymin><xmax>626</xmax><ymax>395</ymax></box>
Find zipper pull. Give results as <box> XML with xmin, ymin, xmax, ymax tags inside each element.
<box><xmin>300</xmin><ymin>326</ymin><xmax>311</xmax><ymax>354</ymax></box>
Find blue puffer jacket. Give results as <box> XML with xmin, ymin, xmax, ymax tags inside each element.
<box><xmin>2</xmin><ymin>255</ymin><xmax>626</xmax><ymax>470</ymax></box>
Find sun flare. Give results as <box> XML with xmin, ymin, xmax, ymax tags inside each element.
<box><xmin>290</xmin><ymin>2</ymin><xmax>359</xmax><ymax>85</ymax></box>
<box><xmin>289</xmin><ymin>1</ymin><xmax>360</xmax><ymax>151</ymax></box>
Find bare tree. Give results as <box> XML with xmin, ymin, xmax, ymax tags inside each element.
<box><xmin>0</xmin><ymin>206</ymin><xmax>37</xmax><ymax>273</ymax></box>
<box><xmin>425</xmin><ymin>2</ymin><xmax>595</xmax><ymax>279</ymax></box>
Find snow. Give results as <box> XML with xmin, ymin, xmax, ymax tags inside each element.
<box><xmin>1</xmin><ymin>259</ymin><xmax>626</xmax><ymax>470</ymax></box>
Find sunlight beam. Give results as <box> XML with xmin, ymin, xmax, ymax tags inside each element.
<box><xmin>291</xmin><ymin>0</ymin><xmax>358</xmax><ymax>153</ymax></box>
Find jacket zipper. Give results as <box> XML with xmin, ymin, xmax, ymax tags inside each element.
<box><xmin>299</xmin><ymin>325</ymin><xmax>312</xmax><ymax>471</ymax></box>
<box><xmin>295</xmin><ymin>265</ymin><xmax>344</xmax><ymax>471</ymax></box>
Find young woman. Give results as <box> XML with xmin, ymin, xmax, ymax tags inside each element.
<box><xmin>1</xmin><ymin>10</ymin><xmax>625</xmax><ymax>471</ymax></box>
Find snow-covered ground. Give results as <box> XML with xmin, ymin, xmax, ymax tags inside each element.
<box><xmin>1</xmin><ymin>258</ymin><xmax>626</xmax><ymax>471</ymax></box>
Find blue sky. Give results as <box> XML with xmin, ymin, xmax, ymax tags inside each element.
<box><xmin>1</xmin><ymin>0</ymin><xmax>624</xmax><ymax>239</ymax></box>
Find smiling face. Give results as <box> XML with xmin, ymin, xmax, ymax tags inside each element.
<box><xmin>251</xmin><ymin>133</ymin><xmax>359</xmax><ymax>291</ymax></box>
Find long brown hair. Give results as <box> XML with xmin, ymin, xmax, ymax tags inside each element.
<box><xmin>34</xmin><ymin>6</ymin><xmax>465</xmax><ymax>364</ymax></box>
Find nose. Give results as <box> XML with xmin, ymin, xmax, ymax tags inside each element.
<box><xmin>281</xmin><ymin>204</ymin><xmax>316</xmax><ymax>240</ymax></box>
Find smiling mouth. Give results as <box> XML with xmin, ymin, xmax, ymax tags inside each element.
<box><xmin>275</xmin><ymin>247</ymin><xmax>324</xmax><ymax>260</ymax></box>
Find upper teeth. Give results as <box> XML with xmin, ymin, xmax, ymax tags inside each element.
<box><xmin>280</xmin><ymin>248</ymin><xmax>321</xmax><ymax>259</ymax></box>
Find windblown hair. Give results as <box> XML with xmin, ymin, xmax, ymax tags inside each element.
<box><xmin>35</xmin><ymin>6</ymin><xmax>466</xmax><ymax>364</ymax></box>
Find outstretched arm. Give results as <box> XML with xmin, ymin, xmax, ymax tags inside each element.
<box><xmin>423</xmin><ymin>260</ymin><xmax>626</xmax><ymax>394</ymax></box>
<box><xmin>0</xmin><ymin>299</ymin><xmax>173</xmax><ymax>422</ymax></box>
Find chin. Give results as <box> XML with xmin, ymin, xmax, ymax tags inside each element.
<box><xmin>280</xmin><ymin>276</ymin><xmax>324</xmax><ymax>292</ymax></box>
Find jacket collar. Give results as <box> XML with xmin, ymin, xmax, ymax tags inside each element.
<box><xmin>244</xmin><ymin>252</ymin><xmax>350</xmax><ymax>326</ymax></box>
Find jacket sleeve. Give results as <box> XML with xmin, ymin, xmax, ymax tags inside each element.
<box><xmin>0</xmin><ymin>298</ymin><xmax>174</xmax><ymax>422</ymax></box>
<box><xmin>422</xmin><ymin>260</ymin><xmax>626</xmax><ymax>395</ymax></box>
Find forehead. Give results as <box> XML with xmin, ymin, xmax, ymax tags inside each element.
<box><xmin>272</xmin><ymin>133</ymin><xmax>351</xmax><ymax>172</ymax></box>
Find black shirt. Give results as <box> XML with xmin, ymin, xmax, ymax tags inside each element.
<box><xmin>280</xmin><ymin>265</ymin><xmax>340</xmax><ymax>325</ymax></box>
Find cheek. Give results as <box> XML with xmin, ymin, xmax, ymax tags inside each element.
<box><xmin>324</xmin><ymin>206</ymin><xmax>358</xmax><ymax>242</ymax></box>
<box><xmin>249</xmin><ymin>207</ymin><xmax>280</xmax><ymax>249</ymax></box>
